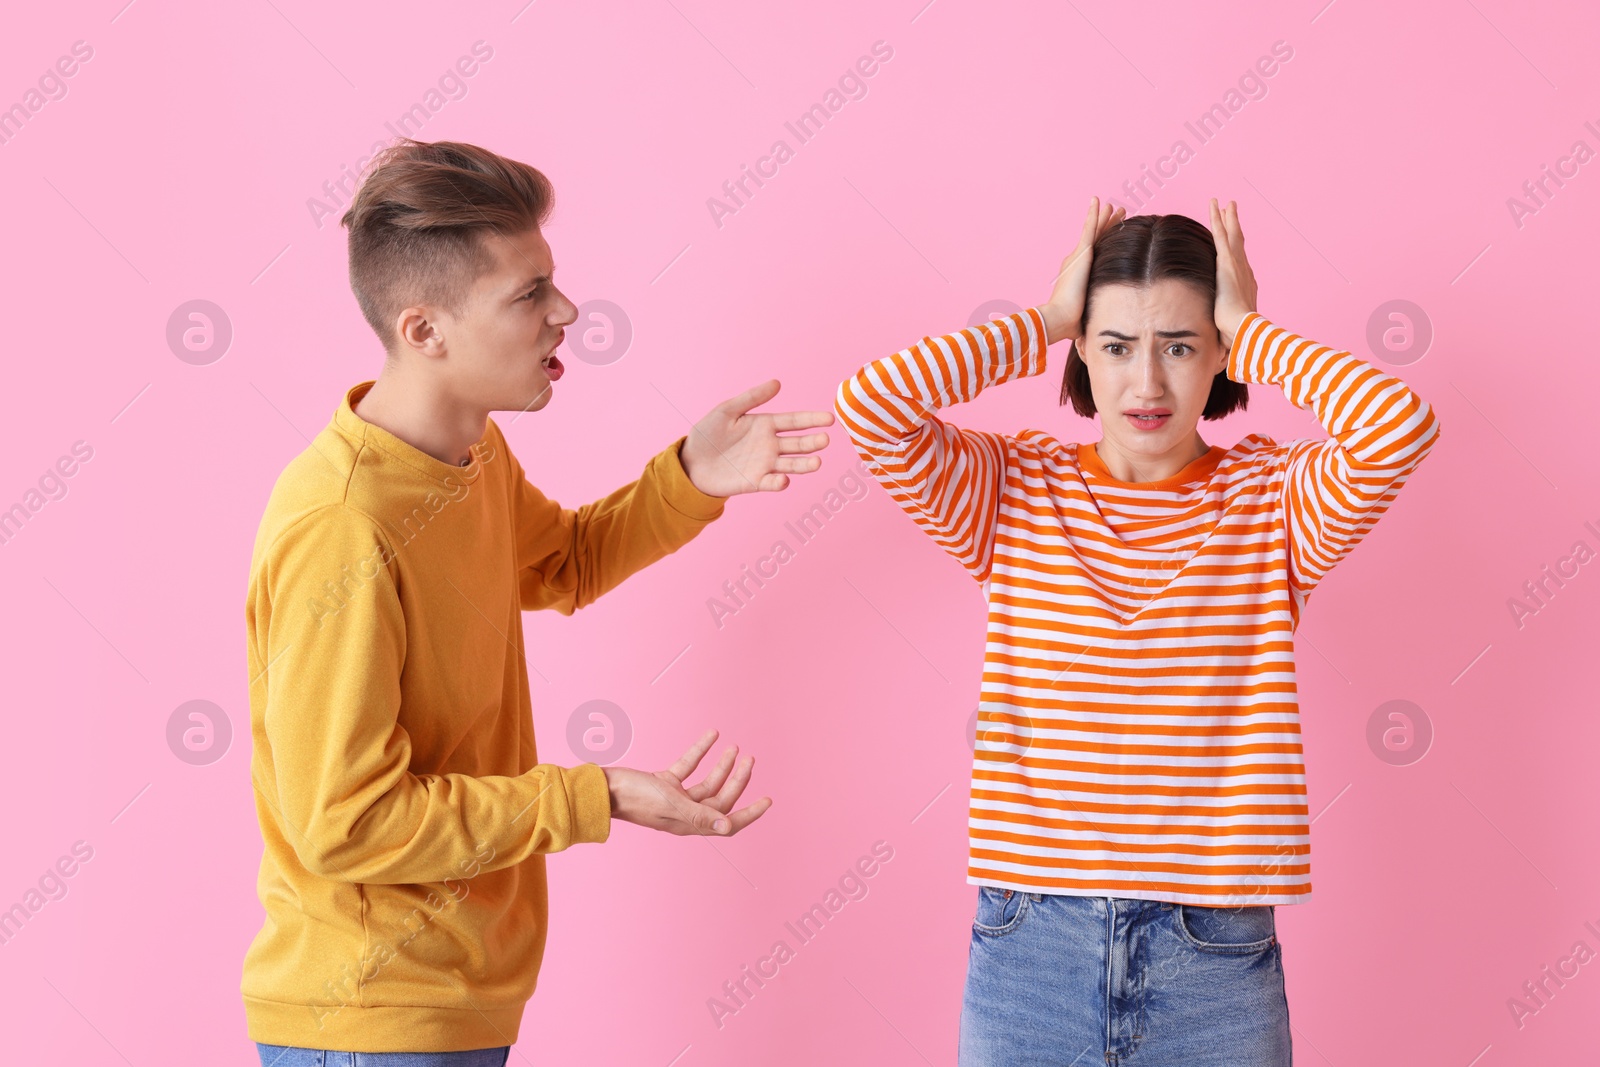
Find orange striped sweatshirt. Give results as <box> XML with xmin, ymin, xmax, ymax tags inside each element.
<box><xmin>834</xmin><ymin>308</ymin><xmax>1440</xmax><ymax>905</ymax></box>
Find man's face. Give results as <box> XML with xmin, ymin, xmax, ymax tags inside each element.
<box><xmin>1075</xmin><ymin>279</ymin><xmax>1229</xmax><ymax>454</ymax></box>
<box><xmin>424</xmin><ymin>224</ymin><xmax>577</xmax><ymax>415</ymax></box>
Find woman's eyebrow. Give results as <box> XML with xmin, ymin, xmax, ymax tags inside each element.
<box><xmin>1097</xmin><ymin>328</ymin><xmax>1205</xmax><ymax>339</ymax></box>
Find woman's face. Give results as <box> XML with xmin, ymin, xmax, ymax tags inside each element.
<box><xmin>1075</xmin><ymin>278</ymin><xmax>1230</xmax><ymax>463</ymax></box>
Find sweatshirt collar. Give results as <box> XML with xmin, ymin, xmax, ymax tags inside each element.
<box><xmin>334</xmin><ymin>381</ymin><xmax>493</xmax><ymax>487</ymax></box>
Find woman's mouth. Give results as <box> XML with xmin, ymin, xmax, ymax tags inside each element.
<box><xmin>1125</xmin><ymin>412</ymin><xmax>1170</xmax><ymax>431</ymax></box>
<box><xmin>543</xmin><ymin>354</ymin><xmax>563</xmax><ymax>381</ymax></box>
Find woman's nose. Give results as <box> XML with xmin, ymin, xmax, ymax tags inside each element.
<box><xmin>1137</xmin><ymin>355</ymin><xmax>1163</xmax><ymax>393</ymax></box>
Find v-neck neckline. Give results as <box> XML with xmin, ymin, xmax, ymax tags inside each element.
<box><xmin>1068</xmin><ymin>441</ymin><xmax>1229</xmax><ymax>625</ymax></box>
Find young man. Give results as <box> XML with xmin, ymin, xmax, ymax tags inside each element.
<box><xmin>241</xmin><ymin>139</ymin><xmax>834</xmax><ymax>1065</ymax></box>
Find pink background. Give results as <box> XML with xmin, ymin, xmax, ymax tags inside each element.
<box><xmin>2</xmin><ymin>0</ymin><xmax>1597</xmax><ymax>1063</ymax></box>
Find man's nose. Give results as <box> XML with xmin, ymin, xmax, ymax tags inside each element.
<box><xmin>553</xmin><ymin>289</ymin><xmax>579</xmax><ymax>326</ymax></box>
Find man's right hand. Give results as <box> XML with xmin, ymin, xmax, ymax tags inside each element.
<box><xmin>603</xmin><ymin>728</ymin><xmax>771</xmax><ymax>836</ymax></box>
<box><xmin>1039</xmin><ymin>195</ymin><xmax>1127</xmax><ymax>346</ymax></box>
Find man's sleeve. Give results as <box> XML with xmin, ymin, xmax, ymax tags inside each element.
<box><xmin>252</xmin><ymin>503</ymin><xmax>612</xmax><ymax>885</ymax></box>
<box><xmin>505</xmin><ymin>431</ymin><xmax>728</xmax><ymax>614</ymax></box>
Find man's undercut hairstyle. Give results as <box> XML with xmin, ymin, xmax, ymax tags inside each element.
<box><xmin>1058</xmin><ymin>212</ymin><xmax>1250</xmax><ymax>421</ymax></box>
<box><xmin>340</xmin><ymin>138</ymin><xmax>555</xmax><ymax>352</ymax></box>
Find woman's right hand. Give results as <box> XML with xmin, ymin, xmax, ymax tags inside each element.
<box><xmin>1039</xmin><ymin>196</ymin><xmax>1126</xmax><ymax>346</ymax></box>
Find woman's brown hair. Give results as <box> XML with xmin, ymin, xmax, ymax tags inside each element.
<box><xmin>340</xmin><ymin>138</ymin><xmax>554</xmax><ymax>350</ymax></box>
<box><xmin>1058</xmin><ymin>213</ymin><xmax>1249</xmax><ymax>421</ymax></box>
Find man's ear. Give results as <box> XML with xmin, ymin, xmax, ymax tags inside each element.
<box><xmin>395</xmin><ymin>305</ymin><xmax>448</xmax><ymax>358</ymax></box>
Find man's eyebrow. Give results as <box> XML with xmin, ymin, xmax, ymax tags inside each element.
<box><xmin>511</xmin><ymin>266</ymin><xmax>556</xmax><ymax>292</ymax></box>
<box><xmin>1096</xmin><ymin>328</ymin><xmax>1204</xmax><ymax>340</ymax></box>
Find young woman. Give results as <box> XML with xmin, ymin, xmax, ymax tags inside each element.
<box><xmin>834</xmin><ymin>198</ymin><xmax>1440</xmax><ymax>1064</ymax></box>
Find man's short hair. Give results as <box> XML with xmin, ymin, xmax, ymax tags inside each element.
<box><xmin>340</xmin><ymin>139</ymin><xmax>554</xmax><ymax>350</ymax></box>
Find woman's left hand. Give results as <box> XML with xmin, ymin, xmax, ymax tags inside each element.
<box><xmin>1209</xmin><ymin>197</ymin><xmax>1259</xmax><ymax>352</ymax></box>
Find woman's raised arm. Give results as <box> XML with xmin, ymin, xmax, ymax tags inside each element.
<box><xmin>832</xmin><ymin>197</ymin><xmax>1123</xmax><ymax>582</ymax></box>
<box><xmin>1228</xmin><ymin>311</ymin><xmax>1442</xmax><ymax>602</ymax></box>
<box><xmin>1211</xmin><ymin>198</ymin><xmax>1442</xmax><ymax>604</ymax></box>
<box><xmin>833</xmin><ymin>309</ymin><xmax>1047</xmax><ymax>582</ymax></box>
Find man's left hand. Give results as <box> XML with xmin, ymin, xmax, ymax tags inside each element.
<box><xmin>680</xmin><ymin>380</ymin><xmax>834</xmax><ymax>497</ymax></box>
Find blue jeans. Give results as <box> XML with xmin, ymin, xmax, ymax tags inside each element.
<box><xmin>959</xmin><ymin>888</ymin><xmax>1292</xmax><ymax>1065</ymax></box>
<box><xmin>256</xmin><ymin>1044</ymin><xmax>509</xmax><ymax>1066</ymax></box>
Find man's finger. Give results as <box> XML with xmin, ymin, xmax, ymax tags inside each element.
<box><xmin>686</xmin><ymin>745</ymin><xmax>739</xmax><ymax>802</ymax></box>
<box><xmin>772</xmin><ymin>456</ymin><xmax>822</xmax><ymax>475</ymax></box>
<box><xmin>707</xmin><ymin>755</ymin><xmax>755</xmax><ymax>814</ymax></box>
<box><xmin>718</xmin><ymin>379</ymin><xmax>781</xmax><ymax>416</ymax></box>
<box><xmin>774</xmin><ymin>431</ymin><xmax>831</xmax><ymax>455</ymax></box>
<box><xmin>768</xmin><ymin>410</ymin><xmax>835</xmax><ymax>433</ymax></box>
<box><xmin>720</xmin><ymin>796</ymin><xmax>773</xmax><ymax>835</ymax></box>
<box><xmin>689</xmin><ymin>799</ymin><xmax>734</xmax><ymax>835</ymax></box>
<box><xmin>666</xmin><ymin>728</ymin><xmax>719</xmax><ymax>781</ymax></box>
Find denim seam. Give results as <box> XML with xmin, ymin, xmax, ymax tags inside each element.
<box><xmin>972</xmin><ymin>887</ymin><xmax>1030</xmax><ymax>935</ymax></box>
<box><xmin>1103</xmin><ymin>899</ymin><xmax>1115</xmax><ymax>1061</ymax></box>
<box><xmin>1172</xmin><ymin>904</ymin><xmax>1277</xmax><ymax>954</ymax></box>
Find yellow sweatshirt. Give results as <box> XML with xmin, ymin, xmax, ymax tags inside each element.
<box><xmin>241</xmin><ymin>380</ymin><xmax>726</xmax><ymax>1052</ymax></box>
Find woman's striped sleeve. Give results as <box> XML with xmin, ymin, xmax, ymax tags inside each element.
<box><xmin>833</xmin><ymin>308</ymin><xmax>1049</xmax><ymax>582</ymax></box>
<box><xmin>1227</xmin><ymin>311</ymin><xmax>1442</xmax><ymax>598</ymax></box>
